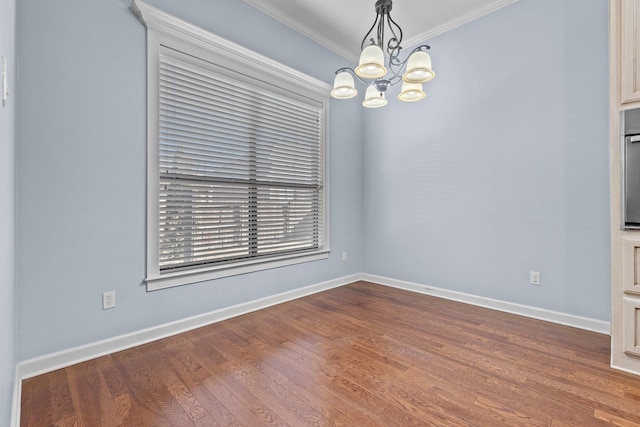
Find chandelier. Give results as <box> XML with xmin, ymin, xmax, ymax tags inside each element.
<box><xmin>330</xmin><ymin>0</ymin><xmax>435</xmax><ymax>108</ymax></box>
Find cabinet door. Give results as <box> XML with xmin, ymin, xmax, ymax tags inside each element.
<box><xmin>622</xmin><ymin>238</ymin><xmax>640</xmax><ymax>294</ymax></box>
<box><xmin>622</xmin><ymin>0</ymin><xmax>640</xmax><ymax>104</ymax></box>
<box><xmin>624</xmin><ymin>297</ymin><xmax>640</xmax><ymax>356</ymax></box>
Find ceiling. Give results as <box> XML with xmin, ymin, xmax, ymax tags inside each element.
<box><xmin>241</xmin><ymin>0</ymin><xmax>518</xmax><ymax>62</ymax></box>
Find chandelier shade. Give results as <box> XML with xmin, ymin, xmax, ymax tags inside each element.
<box><xmin>355</xmin><ymin>45</ymin><xmax>387</xmax><ymax>79</ymax></box>
<box><xmin>403</xmin><ymin>51</ymin><xmax>435</xmax><ymax>83</ymax></box>
<box><xmin>398</xmin><ymin>81</ymin><xmax>425</xmax><ymax>102</ymax></box>
<box><xmin>331</xmin><ymin>72</ymin><xmax>358</xmax><ymax>99</ymax></box>
<box><xmin>329</xmin><ymin>0</ymin><xmax>436</xmax><ymax>108</ymax></box>
<box><xmin>362</xmin><ymin>85</ymin><xmax>388</xmax><ymax>108</ymax></box>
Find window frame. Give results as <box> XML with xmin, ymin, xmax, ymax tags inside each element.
<box><xmin>131</xmin><ymin>0</ymin><xmax>331</xmax><ymax>290</ymax></box>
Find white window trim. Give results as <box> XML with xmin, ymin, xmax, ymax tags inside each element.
<box><xmin>131</xmin><ymin>0</ymin><xmax>331</xmax><ymax>291</ymax></box>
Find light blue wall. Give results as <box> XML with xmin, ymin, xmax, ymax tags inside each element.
<box><xmin>0</xmin><ymin>0</ymin><xmax>16</xmax><ymax>422</ymax></box>
<box><xmin>363</xmin><ymin>0</ymin><xmax>610</xmax><ymax>321</ymax></box>
<box><xmin>16</xmin><ymin>0</ymin><xmax>363</xmax><ymax>360</ymax></box>
<box><xmin>15</xmin><ymin>0</ymin><xmax>611</xmax><ymax>366</ymax></box>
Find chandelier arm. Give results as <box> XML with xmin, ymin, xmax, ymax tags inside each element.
<box><xmin>386</xmin><ymin>74</ymin><xmax>404</xmax><ymax>86</ymax></box>
<box><xmin>389</xmin><ymin>44</ymin><xmax>432</xmax><ymax>73</ymax></box>
<box><xmin>383</xmin><ymin>44</ymin><xmax>431</xmax><ymax>82</ymax></box>
<box><xmin>377</xmin><ymin>13</ymin><xmax>385</xmax><ymax>49</ymax></box>
<box><xmin>387</xmin><ymin>13</ymin><xmax>403</xmax><ymax>44</ymax></box>
<box><xmin>361</xmin><ymin>12</ymin><xmax>382</xmax><ymax>50</ymax></box>
<box><xmin>334</xmin><ymin>67</ymin><xmax>399</xmax><ymax>91</ymax></box>
<box><xmin>334</xmin><ymin>67</ymin><xmax>372</xmax><ymax>86</ymax></box>
<box><xmin>385</xmin><ymin>13</ymin><xmax>403</xmax><ymax>60</ymax></box>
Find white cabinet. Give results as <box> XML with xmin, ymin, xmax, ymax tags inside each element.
<box><xmin>621</xmin><ymin>0</ymin><xmax>640</xmax><ymax>104</ymax></box>
<box><xmin>623</xmin><ymin>297</ymin><xmax>640</xmax><ymax>356</ymax></box>
<box><xmin>622</xmin><ymin>238</ymin><xmax>640</xmax><ymax>295</ymax></box>
<box><xmin>621</xmin><ymin>239</ymin><xmax>640</xmax><ymax>357</ymax></box>
<box><xmin>611</xmin><ymin>0</ymin><xmax>640</xmax><ymax>375</ymax></box>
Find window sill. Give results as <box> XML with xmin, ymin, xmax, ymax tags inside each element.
<box><xmin>146</xmin><ymin>250</ymin><xmax>330</xmax><ymax>291</ymax></box>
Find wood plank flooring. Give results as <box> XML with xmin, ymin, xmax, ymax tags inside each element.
<box><xmin>20</xmin><ymin>281</ymin><xmax>640</xmax><ymax>426</ymax></box>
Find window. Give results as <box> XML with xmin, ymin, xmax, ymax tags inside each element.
<box><xmin>132</xmin><ymin>0</ymin><xmax>330</xmax><ymax>290</ymax></box>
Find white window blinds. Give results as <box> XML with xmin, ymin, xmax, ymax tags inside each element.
<box><xmin>157</xmin><ymin>54</ymin><xmax>325</xmax><ymax>274</ymax></box>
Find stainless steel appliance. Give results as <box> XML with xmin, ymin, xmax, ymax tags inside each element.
<box><xmin>623</xmin><ymin>108</ymin><xmax>640</xmax><ymax>229</ymax></box>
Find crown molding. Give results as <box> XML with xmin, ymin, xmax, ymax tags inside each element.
<box><xmin>241</xmin><ymin>0</ymin><xmax>518</xmax><ymax>62</ymax></box>
<box><xmin>404</xmin><ymin>0</ymin><xmax>519</xmax><ymax>48</ymax></box>
<box><xmin>240</xmin><ymin>0</ymin><xmax>357</xmax><ymax>62</ymax></box>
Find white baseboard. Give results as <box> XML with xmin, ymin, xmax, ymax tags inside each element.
<box><xmin>12</xmin><ymin>272</ymin><xmax>611</xmax><ymax>426</ymax></box>
<box><xmin>361</xmin><ymin>273</ymin><xmax>611</xmax><ymax>335</ymax></box>
<box><xmin>17</xmin><ymin>271</ymin><xmax>611</xmax><ymax>384</ymax></box>
<box><xmin>18</xmin><ymin>274</ymin><xmax>360</xmax><ymax>380</ymax></box>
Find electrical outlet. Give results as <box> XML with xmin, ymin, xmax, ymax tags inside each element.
<box><xmin>103</xmin><ymin>291</ymin><xmax>116</xmax><ymax>309</ymax></box>
<box><xmin>530</xmin><ymin>271</ymin><xmax>541</xmax><ymax>286</ymax></box>
<box><xmin>342</xmin><ymin>251</ymin><xmax>348</xmax><ymax>261</ymax></box>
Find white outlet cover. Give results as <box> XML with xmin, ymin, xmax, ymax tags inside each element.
<box><xmin>103</xmin><ymin>291</ymin><xmax>116</xmax><ymax>309</ymax></box>
<box><xmin>530</xmin><ymin>271</ymin><xmax>541</xmax><ymax>285</ymax></box>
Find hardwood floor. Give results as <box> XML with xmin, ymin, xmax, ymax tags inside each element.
<box><xmin>20</xmin><ymin>281</ymin><xmax>640</xmax><ymax>426</ymax></box>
